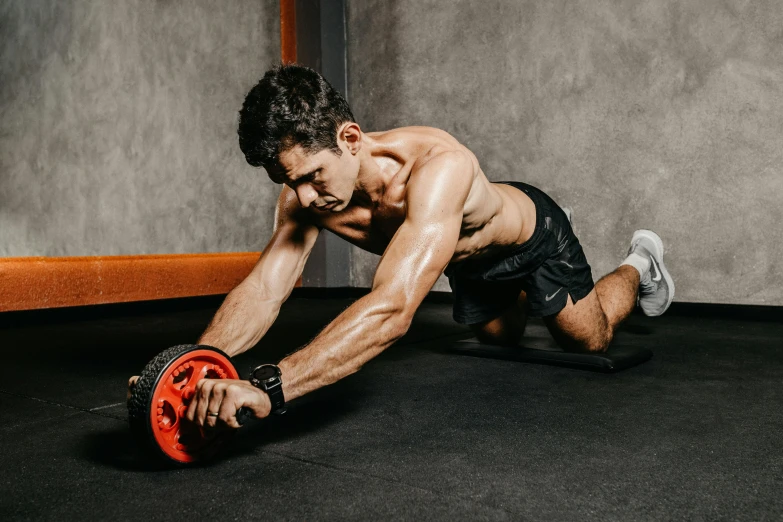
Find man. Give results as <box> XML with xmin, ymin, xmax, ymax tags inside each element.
<box><xmin>131</xmin><ymin>64</ymin><xmax>674</xmax><ymax>428</ymax></box>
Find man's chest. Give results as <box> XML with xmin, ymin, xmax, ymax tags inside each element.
<box><xmin>316</xmin><ymin>202</ymin><xmax>407</xmax><ymax>256</ymax></box>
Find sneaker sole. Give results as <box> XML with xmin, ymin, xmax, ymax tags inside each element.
<box><xmin>632</xmin><ymin>229</ymin><xmax>675</xmax><ymax>316</ymax></box>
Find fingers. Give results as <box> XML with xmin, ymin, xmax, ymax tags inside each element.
<box><xmin>184</xmin><ymin>379</ymin><xmax>255</xmax><ymax>429</ymax></box>
<box><xmin>219</xmin><ymin>387</ymin><xmax>246</xmax><ymax>429</ymax></box>
<box><xmin>195</xmin><ymin>379</ymin><xmax>215</xmax><ymax>427</ymax></box>
<box><xmin>127</xmin><ymin>376</ymin><xmax>139</xmax><ymax>401</ymax></box>
<box><xmin>185</xmin><ymin>385</ymin><xmax>198</xmax><ymax>422</ymax></box>
<box><xmin>205</xmin><ymin>382</ymin><xmax>227</xmax><ymax>428</ymax></box>
<box><xmin>184</xmin><ymin>378</ymin><xmax>215</xmax><ymax>426</ymax></box>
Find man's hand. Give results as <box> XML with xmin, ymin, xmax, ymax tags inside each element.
<box><xmin>185</xmin><ymin>379</ymin><xmax>271</xmax><ymax>429</ymax></box>
<box><xmin>127</xmin><ymin>376</ymin><xmax>139</xmax><ymax>401</ymax></box>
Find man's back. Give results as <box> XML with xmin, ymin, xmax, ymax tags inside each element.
<box><xmin>283</xmin><ymin>125</ymin><xmax>538</xmax><ymax>265</ymax></box>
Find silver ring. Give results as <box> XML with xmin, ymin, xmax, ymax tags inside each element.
<box><xmin>207</xmin><ymin>412</ymin><xmax>219</xmax><ymax>417</ymax></box>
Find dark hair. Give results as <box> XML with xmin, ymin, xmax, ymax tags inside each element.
<box><xmin>238</xmin><ymin>64</ymin><xmax>355</xmax><ymax>170</ymax></box>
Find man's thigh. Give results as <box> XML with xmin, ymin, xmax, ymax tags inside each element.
<box><xmin>542</xmin><ymin>289</ymin><xmax>610</xmax><ymax>353</ymax></box>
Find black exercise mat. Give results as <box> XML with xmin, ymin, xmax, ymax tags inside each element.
<box><xmin>450</xmin><ymin>337</ymin><xmax>653</xmax><ymax>372</ymax></box>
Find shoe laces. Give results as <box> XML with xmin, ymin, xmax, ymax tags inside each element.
<box><xmin>639</xmin><ymin>269</ymin><xmax>657</xmax><ymax>296</ymax></box>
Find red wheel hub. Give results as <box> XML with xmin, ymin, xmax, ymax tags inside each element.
<box><xmin>148</xmin><ymin>349</ymin><xmax>240</xmax><ymax>463</ymax></box>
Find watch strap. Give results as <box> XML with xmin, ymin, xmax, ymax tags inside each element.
<box><xmin>264</xmin><ymin>378</ymin><xmax>286</xmax><ymax>415</ymax></box>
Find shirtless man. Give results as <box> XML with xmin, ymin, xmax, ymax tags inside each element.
<box><xmin>131</xmin><ymin>64</ymin><xmax>674</xmax><ymax>428</ymax></box>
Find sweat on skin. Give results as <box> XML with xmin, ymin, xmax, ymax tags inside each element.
<box><xmin>144</xmin><ymin>122</ymin><xmax>644</xmax><ymax>430</ymax></box>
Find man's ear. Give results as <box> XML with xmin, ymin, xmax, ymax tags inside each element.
<box><xmin>339</xmin><ymin>123</ymin><xmax>362</xmax><ymax>155</ymax></box>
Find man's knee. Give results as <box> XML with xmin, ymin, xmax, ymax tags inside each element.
<box><xmin>474</xmin><ymin>329</ymin><xmax>522</xmax><ymax>347</ymax></box>
<box><xmin>579</xmin><ymin>331</ymin><xmax>612</xmax><ymax>353</ymax></box>
<box><xmin>544</xmin><ymin>292</ymin><xmax>614</xmax><ymax>353</ymax></box>
<box><xmin>583</xmin><ymin>336</ymin><xmax>612</xmax><ymax>353</ymax></box>
<box><xmin>470</xmin><ymin>317</ymin><xmax>524</xmax><ymax>347</ymax></box>
<box><xmin>548</xmin><ymin>321</ymin><xmax>613</xmax><ymax>353</ymax></box>
<box><xmin>469</xmin><ymin>302</ymin><xmax>527</xmax><ymax>346</ymax></box>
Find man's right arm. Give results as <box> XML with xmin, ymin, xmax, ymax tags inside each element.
<box><xmin>197</xmin><ymin>187</ymin><xmax>320</xmax><ymax>356</ymax></box>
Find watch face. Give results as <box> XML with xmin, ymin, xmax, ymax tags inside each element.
<box><xmin>253</xmin><ymin>365</ymin><xmax>279</xmax><ymax>381</ymax></box>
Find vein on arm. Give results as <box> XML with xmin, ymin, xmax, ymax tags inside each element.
<box><xmin>278</xmin><ymin>151</ymin><xmax>475</xmax><ymax>401</ymax></box>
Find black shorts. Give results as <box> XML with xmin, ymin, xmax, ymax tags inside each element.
<box><xmin>445</xmin><ymin>182</ymin><xmax>595</xmax><ymax>323</ymax></box>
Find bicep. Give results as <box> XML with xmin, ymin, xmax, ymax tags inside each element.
<box><xmin>372</xmin><ymin>152</ymin><xmax>473</xmax><ymax>315</ymax></box>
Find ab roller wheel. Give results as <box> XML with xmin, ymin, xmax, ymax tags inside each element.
<box><xmin>128</xmin><ymin>344</ymin><xmax>246</xmax><ymax>464</ymax></box>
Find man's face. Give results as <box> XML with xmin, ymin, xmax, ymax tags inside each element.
<box><xmin>270</xmin><ymin>142</ymin><xmax>358</xmax><ymax>212</ymax></box>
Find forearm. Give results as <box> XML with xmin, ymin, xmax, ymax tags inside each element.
<box><xmin>278</xmin><ymin>293</ymin><xmax>410</xmax><ymax>402</ymax></box>
<box><xmin>197</xmin><ymin>281</ymin><xmax>282</xmax><ymax>357</ymax></box>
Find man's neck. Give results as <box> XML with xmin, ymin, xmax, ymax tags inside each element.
<box><xmin>350</xmin><ymin>133</ymin><xmax>397</xmax><ymax>207</ymax></box>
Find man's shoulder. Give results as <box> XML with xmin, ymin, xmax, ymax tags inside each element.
<box><xmin>405</xmin><ymin>148</ymin><xmax>476</xmax><ymax>207</ymax></box>
<box><xmin>372</xmin><ymin>124</ymin><xmax>452</xmax><ymax>137</ymax></box>
<box><xmin>373</xmin><ymin>126</ymin><xmax>466</xmax><ymax>153</ymax></box>
<box><xmin>376</xmin><ymin>126</ymin><xmax>478</xmax><ymax>206</ymax></box>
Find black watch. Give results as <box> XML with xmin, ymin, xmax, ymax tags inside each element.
<box><xmin>249</xmin><ymin>364</ymin><xmax>286</xmax><ymax>415</ymax></box>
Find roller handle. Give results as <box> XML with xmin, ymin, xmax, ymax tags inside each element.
<box><xmin>236</xmin><ymin>406</ymin><xmax>253</xmax><ymax>426</ymax></box>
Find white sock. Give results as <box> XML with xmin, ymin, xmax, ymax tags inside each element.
<box><xmin>621</xmin><ymin>252</ymin><xmax>651</xmax><ymax>279</ymax></box>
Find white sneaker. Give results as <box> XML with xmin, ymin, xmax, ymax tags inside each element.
<box><xmin>628</xmin><ymin>230</ymin><xmax>674</xmax><ymax>316</ymax></box>
<box><xmin>562</xmin><ymin>207</ymin><xmax>573</xmax><ymax>226</ymax></box>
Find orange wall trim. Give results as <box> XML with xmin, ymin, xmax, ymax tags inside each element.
<box><xmin>0</xmin><ymin>2</ymin><xmax>304</xmax><ymax>314</ymax></box>
<box><xmin>280</xmin><ymin>0</ymin><xmax>297</xmax><ymax>63</ymax></box>
<box><xmin>0</xmin><ymin>253</ymin><xmax>268</xmax><ymax>312</ymax></box>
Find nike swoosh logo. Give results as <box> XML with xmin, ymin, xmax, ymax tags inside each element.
<box><xmin>650</xmin><ymin>257</ymin><xmax>662</xmax><ymax>282</ymax></box>
<box><xmin>545</xmin><ymin>288</ymin><xmax>563</xmax><ymax>302</ymax></box>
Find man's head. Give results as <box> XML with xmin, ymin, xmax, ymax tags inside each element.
<box><xmin>238</xmin><ymin>64</ymin><xmax>360</xmax><ymax>211</ymax></box>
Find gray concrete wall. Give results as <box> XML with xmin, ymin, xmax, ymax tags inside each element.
<box><xmin>0</xmin><ymin>0</ymin><xmax>281</xmax><ymax>257</ymax></box>
<box><xmin>346</xmin><ymin>0</ymin><xmax>783</xmax><ymax>305</ymax></box>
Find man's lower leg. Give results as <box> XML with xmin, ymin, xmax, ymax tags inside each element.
<box><xmin>594</xmin><ymin>265</ymin><xmax>639</xmax><ymax>330</ymax></box>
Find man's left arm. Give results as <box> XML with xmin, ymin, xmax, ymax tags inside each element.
<box><xmin>277</xmin><ymin>151</ymin><xmax>474</xmax><ymax>404</ymax></box>
<box><xmin>187</xmin><ymin>151</ymin><xmax>474</xmax><ymax>427</ymax></box>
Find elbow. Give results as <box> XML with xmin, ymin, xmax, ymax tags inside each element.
<box><xmin>370</xmin><ymin>307</ymin><xmax>412</xmax><ymax>344</ymax></box>
<box><xmin>364</xmin><ymin>297</ymin><xmax>414</xmax><ymax>344</ymax></box>
<box><xmin>389</xmin><ymin>310</ymin><xmax>413</xmax><ymax>342</ymax></box>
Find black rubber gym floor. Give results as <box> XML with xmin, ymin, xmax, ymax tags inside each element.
<box><xmin>2</xmin><ymin>292</ymin><xmax>781</xmax><ymax>520</ymax></box>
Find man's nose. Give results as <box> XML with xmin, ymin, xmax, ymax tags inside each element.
<box><xmin>295</xmin><ymin>184</ymin><xmax>318</xmax><ymax>208</ymax></box>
